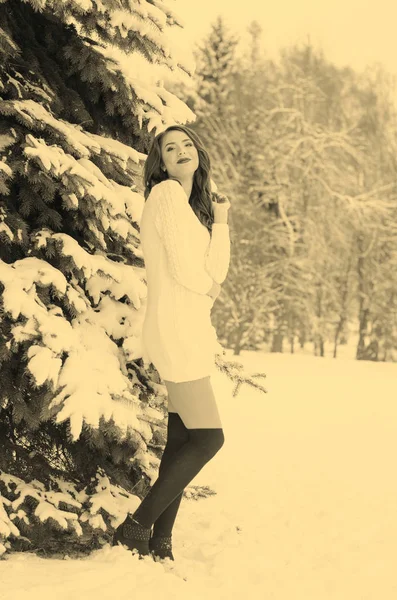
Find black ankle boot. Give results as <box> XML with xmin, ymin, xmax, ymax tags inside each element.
<box><xmin>112</xmin><ymin>516</ymin><xmax>151</xmax><ymax>557</ymax></box>
<box><xmin>149</xmin><ymin>535</ymin><xmax>174</xmax><ymax>561</ymax></box>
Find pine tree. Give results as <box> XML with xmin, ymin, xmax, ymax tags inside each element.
<box><xmin>0</xmin><ymin>0</ymin><xmax>198</xmax><ymax>555</ymax></box>
<box><xmin>194</xmin><ymin>15</ymin><xmax>239</xmax><ymax>118</ymax></box>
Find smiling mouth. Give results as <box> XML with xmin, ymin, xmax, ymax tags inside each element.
<box><xmin>177</xmin><ymin>158</ymin><xmax>191</xmax><ymax>164</ymax></box>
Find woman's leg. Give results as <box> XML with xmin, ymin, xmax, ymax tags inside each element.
<box><xmin>151</xmin><ymin>410</ymin><xmax>188</xmax><ymax>538</ymax></box>
<box><xmin>150</xmin><ymin>380</ymin><xmax>222</xmax><ymax>557</ymax></box>
<box><xmin>114</xmin><ymin>377</ymin><xmax>224</xmax><ymax>555</ymax></box>
<box><xmin>133</xmin><ymin>376</ymin><xmax>223</xmax><ymax>524</ymax></box>
<box><xmin>152</xmin><ymin>377</ymin><xmax>222</xmax><ymax>536</ymax></box>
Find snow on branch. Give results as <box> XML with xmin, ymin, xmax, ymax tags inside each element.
<box><xmin>20</xmin><ymin>134</ymin><xmax>144</xmax><ymax>249</ymax></box>
<box><xmin>1</xmin><ymin>100</ymin><xmax>98</xmax><ymax>158</ymax></box>
<box><xmin>57</xmin><ymin>7</ymin><xmax>196</xmax><ymax>133</ymax></box>
<box><xmin>32</xmin><ymin>231</ymin><xmax>147</xmax><ymax>306</ymax></box>
<box><xmin>92</xmin><ymin>44</ymin><xmax>196</xmax><ymax>133</ymax></box>
<box><xmin>0</xmin><ymin>252</ymin><xmax>159</xmax><ymax>441</ymax></box>
<box><xmin>1</xmin><ymin>31</ymin><xmax>195</xmax><ymax>138</ymax></box>
<box><xmin>0</xmin><ymin>469</ymin><xmax>147</xmax><ymax>555</ymax></box>
<box><xmin>0</xmin><ymin>99</ymin><xmax>145</xmax><ymax>166</ymax></box>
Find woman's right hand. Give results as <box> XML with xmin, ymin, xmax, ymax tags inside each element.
<box><xmin>207</xmin><ymin>280</ymin><xmax>222</xmax><ymax>301</ymax></box>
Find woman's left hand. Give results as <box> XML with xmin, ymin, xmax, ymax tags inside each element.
<box><xmin>212</xmin><ymin>193</ymin><xmax>231</xmax><ymax>224</ymax></box>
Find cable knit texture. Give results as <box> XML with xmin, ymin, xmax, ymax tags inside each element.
<box><xmin>139</xmin><ymin>179</ymin><xmax>230</xmax><ymax>383</ymax></box>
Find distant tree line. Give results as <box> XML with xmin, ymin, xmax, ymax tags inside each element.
<box><xmin>170</xmin><ymin>16</ymin><xmax>397</xmax><ymax>361</ymax></box>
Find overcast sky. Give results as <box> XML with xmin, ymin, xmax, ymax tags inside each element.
<box><xmin>172</xmin><ymin>0</ymin><xmax>397</xmax><ymax>75</ymax></box>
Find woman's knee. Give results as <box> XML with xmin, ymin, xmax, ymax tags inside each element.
<box><xmin>205</xmin><ymin>428</ymin><xmax>225</xmax><ymax>459</ymax></box>
<box><xmin>213</xmin><ymin>428</ymin><xmax>225</xmax><ymax>452</ymax></box>
<box><xmin>189</xmin><ymin>427</ymin><xmax>225</xmax><ymax>459</ymax></box>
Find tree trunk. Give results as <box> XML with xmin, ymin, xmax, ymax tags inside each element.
<box><xmin>314</xmin><ymin>281</ymin><xmax>325</xmax><ymax>357</ymax></box>
<box><xmin>299</xmin><ymin>328</ymin><xmax>306</xmax><ymax>348</ymax></box>
<box><xmin>314</xmin><ymin>335</ymin><xmax>325</xmax><ymax>357</ymax></box>
<box><xmin>233</xmin><ymin>324</ymin><xmax>245</xmax><ymax>355</ymax></box>
<box><xmin>333</xmin><ymin>316</ymin><xmax>346</xmax><ymax>358</ymax></box>
<box><xmin>271</xmin><ymin>332</ymin><xmax>284</xmax><ymax>353</ymax></box>
<box><xmin>356</xmin><ymin>239</ymin><xmax>370</xmax><ymax>360</ymax></box>
<box><xmin>334</xmin><ymin>253</ymin><xmax>352</xmax><ymax>358</ymax></box>
<box><xmin>358</xmin><ymin>338</ymin><xmax>379</xmax><ymax>361</ymax></box>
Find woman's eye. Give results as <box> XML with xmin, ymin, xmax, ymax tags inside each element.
<box><xmin>166</xmin><ymin>147</ymin><xmax>174</xmax><ymax>152</ymax></box>
<box><xmin>186</xmin><ymin>142</ymin><xmax>193</xmax><ymax>147</ymax></box>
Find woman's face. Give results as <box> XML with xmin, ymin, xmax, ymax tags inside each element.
<box><xmin>160</xmin><ymin>129</ymin><xmax>199</xmax><ymax>180</ymax></box>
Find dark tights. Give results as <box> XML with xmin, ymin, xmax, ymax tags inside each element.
<box><xmin>132</xmin><ymin>417</ymin><xmax>224</xmax><ymax>529</ymax></box>
<box><xmin>151</xmin><ymin>412</ymin><xmax>189</xmax><ymax>537</ymax></box>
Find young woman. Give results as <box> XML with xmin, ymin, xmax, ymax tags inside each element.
<box><xmin>113</xmin><ymin>124</ymin><xmax>231</xmax><ymax>560</ymax></box>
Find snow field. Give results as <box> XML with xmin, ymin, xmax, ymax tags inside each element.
<box><xmin>1</xmin><ymin>350</ymin><xmax>397</xmax><ymax>599</ymax></box>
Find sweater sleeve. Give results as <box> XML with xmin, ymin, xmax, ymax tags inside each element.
<box><xmin>152</xmin><ymin>179</ymin><xmax>214</xmax><ymax>295</ymax></box>
<box><xmin>205</xmin><ymin>223</ymin><xmax>231</xmax><ymax>284</ymax></box>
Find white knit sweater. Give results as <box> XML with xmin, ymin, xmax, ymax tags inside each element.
<box><xmin>139</xmin><ymin>179</ymin><xmax>231</xmax><ymax>382</ymax></box>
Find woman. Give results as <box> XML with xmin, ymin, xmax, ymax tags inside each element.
<box><xmin>113</xmin><ymin>125</ymin><xmax>231</xmax><ymax>561</ymax></box>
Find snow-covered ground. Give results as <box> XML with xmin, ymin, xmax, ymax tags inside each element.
<box><xmin>2</xmin><ymin>349</ymin><xmax>397</xmax><ymax>600</ymax></box>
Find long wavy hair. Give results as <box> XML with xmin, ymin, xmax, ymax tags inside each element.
<box><xmin>143</xmin><ymin>125</ymin><xmax>215</xmax><ymax>235</ymax></box>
